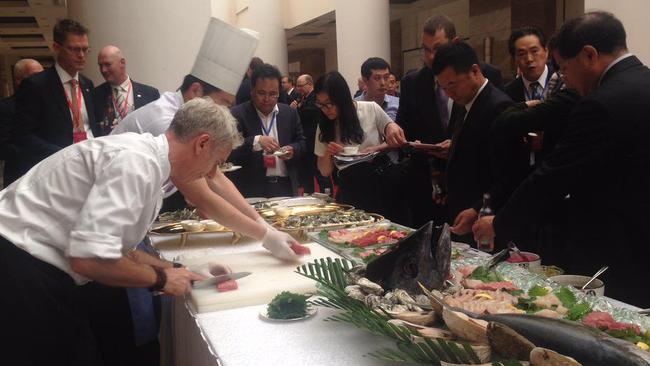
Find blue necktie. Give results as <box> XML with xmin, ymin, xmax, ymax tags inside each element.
<box><xmin>530</xmin><ymin>81</ymin><xmax>543</xmax><ymax>100</ymax></box>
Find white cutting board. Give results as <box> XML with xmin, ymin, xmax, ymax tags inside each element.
<box><xmin>185</xmin><ymin>243</ymin><xmax>340</xmax><ymax>313</ymax></box>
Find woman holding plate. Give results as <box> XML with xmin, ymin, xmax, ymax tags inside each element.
<box><xmin>313</xmin><ymin>71</ymin><xmax>409</xmax><ymax>223</ymax></box>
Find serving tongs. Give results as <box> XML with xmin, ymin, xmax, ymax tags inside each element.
<box><xmin>485</xmin><ymin>243</ymin><xmax>515</xmax><ymax>271</ymax></box>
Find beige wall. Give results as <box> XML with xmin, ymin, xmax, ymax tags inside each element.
<box><xmin>68</xmin><ymin>0</ymin><xmax>212</xmax><ymax>92</ymax></box>
<box><xmin>283</xmin><ymin>0</ymin><xmax>335</xmax><ymax>29</ymax></box>
<box><xmin>584</xmin><ymin>0</ymin><xmax>650</xmax><ymax>64</ymax></box>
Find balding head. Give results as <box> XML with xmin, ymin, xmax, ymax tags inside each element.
<box><xmin>98</xmin><ymin>45</ymin><xmax>127</xmax><ymax>86</ymax></box>
<box><xmin>13</xmin><ymin>59</ymin><xmax>43</xmax><ymax>87</ymax></box>
<box><xmin>296</xmin><ymin>74</ymin><xmax>313</xmax><ymax>96</ymax></box>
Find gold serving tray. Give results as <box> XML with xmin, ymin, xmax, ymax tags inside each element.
<box><xmin>258</xmin><ymin>203</ymin><xmax>354</xmax><ymax>220</ymax></box>
<box><xmin>149</xmin><ymin>222</ymin><xmax>241</xmax><ymax>247</ymax></box>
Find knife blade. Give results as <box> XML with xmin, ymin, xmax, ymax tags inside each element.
<box><xmin>192</xmin><ymin>271</ymin><xmax>252</xmax><ymax>289</ymax></box>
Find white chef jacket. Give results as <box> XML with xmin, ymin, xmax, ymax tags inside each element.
<box><xmin>111</xmin><ymin>91</ymin><xmax>183</xmax><ymax>136</ymax></box>
<box><xmin>0</xmin><ymin>133</ymin><xmax>171</xmax><ymax>284</ymax></box>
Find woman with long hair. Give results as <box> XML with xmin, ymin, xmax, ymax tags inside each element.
<box><xmin>313</xmin><ymin>71</ymin><xmax>407</xmax><ymax>222</ymax></box>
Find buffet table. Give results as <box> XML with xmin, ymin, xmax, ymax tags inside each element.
<box><xmin>151</xmin><ymin>232</ymin><xmax>405</xmax><ymax>366</ymax></box>
<box><xmin>150</xmin><ymin>227</ymin><xmax>643</xmax><ymax>366</ymax></box>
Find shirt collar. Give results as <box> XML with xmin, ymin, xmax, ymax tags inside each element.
<box><xmin>255</xmin><ymin>103</ymin><xmax>279</xmax><ymax>120</ymax></box>
<box><xmin>55</xmin><ymin>62</ymin><xmax>78</xmax><ymax>84</ymax></box>
<box><xmin>522</xmin><ymin>64</ymin><xmax>548</xmax><ymax>91</ymax></box>
<box><xmin>113</xmin><ymin>76</ymin><xmax>131</xmax><ymax>91</ymax></box>
<box><xmin>465</xmin><ymin>78</ymin><xmax>489</xmax><ymax>113</ymax></box>
<box><xmin>598</xmin><ymin>53</ymin><xmax>634</xmax><ymax>86</ymax></box>
<box><xmin>361</xmin><ymin>91</ymin><xmax>389</xmax><ymax>105</ymax></box>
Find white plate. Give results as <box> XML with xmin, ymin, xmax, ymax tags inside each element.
<box><xmin>259</xmin><ymin>307</ymin><xmax>317</xmax><ymax>322</ymax></box>
<box><xmin>220</xmin><ymin>165</ymin><xmax>242</xmax><ymax>172</ymax></box>
<box><xmin>337</xmin><ymin>152</ymin><xmax>368</xmax><ymax>157</ymax></box>
<box><xmin>272</xmin><ymin>150</ymin><xmax>289</xmax><ymax>157</ymax></box>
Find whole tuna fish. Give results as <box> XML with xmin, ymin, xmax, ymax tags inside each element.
<box><xmin>365</xmin><ymin>221</ymin><xmax>451</xmax><ymax>294</ymax></box>
<box><xmin>481</xmin><ymin>313</ymin><xmax>650</xmax><ymax>366</ymax></box>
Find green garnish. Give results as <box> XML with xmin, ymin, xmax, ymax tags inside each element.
<box><xmin>566</xmin><ymin>301</ymin><xmax>592</xmax><ymax>321</ymax></box>
<box><xmin>528</xmin><ymin>285</ymin><xmax>550</xmax><ymax>297</ymax></box>
<box><xmin>267</xmin><ymin>291</ymin><xmax>311</xmax><ymax>320</ymax></box>
<box><xmin>555</xmin><ymin>287</ymin><xmax>577</xmax><ymax>308</ymax></box>
<box><xmin>469</xmin><ymin>266</ymin><xmax>504</xmax><ymax>283</ymax></box>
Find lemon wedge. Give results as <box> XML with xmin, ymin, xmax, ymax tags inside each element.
<box><xmin>637</xmin><ymin>342</ymin><xmax>649</xmax><ymax>350</ymax></box>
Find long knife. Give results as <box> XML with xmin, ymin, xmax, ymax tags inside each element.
<box><xmin>192</xmin><ymin>271</ymin><xmax>252</xmax><ymax>289</ymax></box>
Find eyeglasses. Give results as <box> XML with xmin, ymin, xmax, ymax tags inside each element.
<box><xmin>315</xmin><ymin>101</ymin><xmax>335</xmax><ymax>110</ymax></box>
<box><xmin>63</xmin><ymin>45</ymin><xmax>91</xmax><ymax>55</ymax></box>
<box><xmin>254</xmin><ymin>91</ymin><xmax>279</xmax><ymax>100</ymax></box>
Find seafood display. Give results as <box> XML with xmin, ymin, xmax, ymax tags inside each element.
<box><xmin>307</xmin><ymin>223</ymin><xmax>412</xmax><ymax>264</ymax></box>
<box><xmin>258</xmin><ymin>203</ymin><xmax>352</xmax><ymax>220</ymax></box>
<box><xmin>272</xmin><ymin>210</ymin><xmax>380</xmax><ymax>231</ymax></box>
<box><xmin>157</xmin><ymin>208</ymin><xmax>200</xmax><ymax>222</ymax></box>
<box><xmin>365</xmin><ymin>221</ymin><xmax>451</xmax><ymax>295</ymax></box>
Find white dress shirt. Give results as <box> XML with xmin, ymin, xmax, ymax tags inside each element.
<box><xmin>111</xmin><ymin>91</ymin><xmax>183</xmax><ymax>136</ymax></box>
<box><xmin>314</xmin><ymin>101</ymin><xmax>393</xmax><ymax>169</ymax></box>
<box><xmin>55</xmin><ymin>63</ymin><xmax>93</xmax><ymax>139</ymax></box>
<box><xmin>522</xmin><ymin>64</ymin><xmax>549</xmax><ymax>101</ymax></box>
<box><xmin>252</xmin><ymin>104</ymin><xmax>288</xmax><ymax>177</ymax></box>
<box><xmin>112</xmin><ymin>76</ymin><xmax>135</xmax><ymax>118</ymax></box>
<box><xmin>464</xmin><ymin>78</ymin><xmax>490</xmax><ymax>116</ymax></box>
<box><xmin>0</xmin><ymin>133</ymin><xmax>171</xmax><ymax>284</ymax></box>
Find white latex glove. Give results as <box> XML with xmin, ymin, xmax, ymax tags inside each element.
<box><xmin>262</xmin><ymin>229</ymin><xmax>300</xmax><ymax>261</ymax></box>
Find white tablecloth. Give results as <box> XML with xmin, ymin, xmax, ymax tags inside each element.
<box><xmin>152</xmin><ymin>232</ymin><xmax>641</xmax><ymax>366</ymax></box>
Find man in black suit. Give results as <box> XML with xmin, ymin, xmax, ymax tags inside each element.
<box><xmin>282</xmin><ymin>75</ymin><xmax>300</xmax><ymax>104</ymax></box>
<box><xmin>1</xmin><ymin>59</ymin><xmax>43</xmax><ymax>187</ymax></box>
<box><xmin>229</xmin><ymin>63</ymin><xmax>306</xmax><ymax>198</ymax></box>
<box><xmin>93</xmin><ymin>45</ymin><xmax>159</xmax><ymax>136</ymax></box>
<box><xmin>474</xmin><ymin>11</ymin><xmax>650</xmax><ymax>307</ymax></box>
<box><xmin>431</xmin><ymin>42</ymin><xmax>515</xmax><ymax>244</ymax></box>
<box><xmin>235</xmin><ymin>56</ymin><xmax>264</xmax><ymax>105</ymax></box>
<box><xmin>396</xmin><ymin>14</ymin><xmax>504</xmax><ymax>228</ymax></box>
<box><xmin>505</xmin><ymin>27</ymin><xmax>562</xmax><ymax>103</ymax></box>
<box><xmin>291</xmin><ymin>73</ymin><xmax>332</xmax><ymax>194</ymax></box>
<box><xmin>8</xmin><ymin>19</ymin><xmax>97</xmax><ymax>183</ymax></box>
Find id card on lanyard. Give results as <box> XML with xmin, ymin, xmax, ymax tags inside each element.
<box><xmin>523</xmin><ymin>81</ymin><xmax>549</xmax><ymax>101</ymax></box>
<box><xmin>65</xmin><ymin>80</ymin><xmax>87</xmax><ymax>143</ymax></box>
<box><xmin>261</xmin><ymin>112</ymin><xmax>277</xmax><ymax>169</ymax></box>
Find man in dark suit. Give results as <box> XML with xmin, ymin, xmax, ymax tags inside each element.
<box><xmin>0</xmin><ymin>59</ymin><xmax>43</xmax><ymax>187</ymax></box>
<box><xmin>235</xmin><ymin>56</ymin><xmax>264</xmax><ymax>105</ymax></box>
<box><xmin>229</xmin><ymin>63</ymin><xmax>306</xmax><ymax>198</ymax></box>
<box><xmin>474</xmin><ymin>11</ymin><xmax>650</xmax><ymax>307</ymax></box>
<box><xmin>431</xmin><ymin>42</ymin><xmax>516</xmax><ymax>245</ymax></box>
<box><xmin>291</xmin><ymin>74</ymin><xmax>332</xmax><ymax>194</ymax></box>
<box><xmin>93</xmin><ymin>45</ymin><xmax>159</xmax><ymax>136</ymax></box>
<box><xmin>282</xmin><ymin>75</ymin><xmax>300</xmax><ymax>104</ymax></box>
<box><xmin>396</xmin><ymin>14</ymin><xmax>503</xmax><ymax>228</ymax></box>
<box><xmin>8</xmin><ymin>19</ymin><xmax>97</xmax><ymax>184</ymax></box>
<box><xmin>505</xmin><ymin>26</ymin><xmax>561</xmax><ymax>103</ymax></box>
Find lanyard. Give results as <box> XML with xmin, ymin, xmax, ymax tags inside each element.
<box><xmin>523</xmin><ymin>79</ymin><xmax>549</xmax><ymax>101</ymax></box>
<box><xmin>259</xmin><ymin>111</ymin><xmax>277</xmax><ymax>136</ymax></box>
<box><xmin>64</xmin><ymin>80</ymin><xmax>83</xmax><ymax>130</ymax></box>
<box><xmin>111</xmin><ymin>79</ymin><xmax>132</xmax><ymax>119</ymax></box>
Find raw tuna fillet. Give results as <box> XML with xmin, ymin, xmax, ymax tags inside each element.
<box><xmin>217</xmin><ymin>279</ymin><xmax>238</xmax><ymax>292</ymax></box>
<box><xmin>290</xmin><ymin>243</ymin><xmax>311</xmax><ymax>255</ymax></box>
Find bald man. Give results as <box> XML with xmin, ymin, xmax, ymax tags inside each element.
<box><xmin>1</xmin><ymin>58</ymin><xmax>43</xmax><ymax>187</ymax></box>
<box><xmin>93</xmin><ymin>45</ymin><xmax>159</xmax><ymax>136</ymax></box>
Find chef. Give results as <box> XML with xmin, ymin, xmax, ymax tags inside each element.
<box><xmin>109</xmin><ymin>19</ymin><xmax>288</xmax><ymax>252</ymax></box>
<box><xmin>0</xmin><ymin>98</ymin><xmax>294</xmax><ymax>364</ymax></box>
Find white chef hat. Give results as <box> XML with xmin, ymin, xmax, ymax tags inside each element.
<box><xmin>191</xmin><ymin>17</ymin><xmax>259</xmax><ymax>95</ymax></box>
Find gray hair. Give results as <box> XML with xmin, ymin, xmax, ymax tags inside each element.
<box><xmin>168</xmin><ymin>98</ymin><xmax>243</xmax><ymax>150</ymax></box>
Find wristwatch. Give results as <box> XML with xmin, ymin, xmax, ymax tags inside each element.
<box><xmin>172</xmin><ymin>261</ymin><xmax>183</xmax><ymax>268</ymax></box>
<box><xmin>148</xmin><ymin>266</ymin><xmax>167</xmax><ymax>292</ymax></box>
